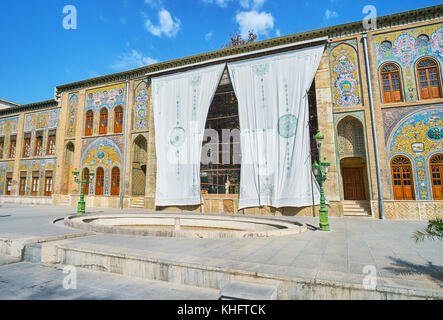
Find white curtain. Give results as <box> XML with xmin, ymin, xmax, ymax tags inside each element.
<box><xmin>153</xmin><ymin>64</ymin><xmax>225</xmax><ymax>206</ymax></box>
<box><xmin>227</xmin><ymin>45</ymin><xmax>325</xmax><ymax>209</ymax></box>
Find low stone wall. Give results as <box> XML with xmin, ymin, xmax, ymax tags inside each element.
<box><xmin>156</xmin><ymin>199</ymin><xmax>344</xmax><ymax>217</ymax></box>
<box><xmin>38</xmin><ymin>241</ymin><xmax>442</xmax><ymax>300</ymax></box>
<box><xmin>0</xmin><ymin>195</ymin><xmax>53</xmax><ymax>205</ymax></box>
<box><xmin>371</xmin><ymin>200</ymin><xmax>443</xmax><ymax>220</ymax></box>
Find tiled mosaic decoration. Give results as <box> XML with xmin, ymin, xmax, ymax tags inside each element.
<box><xmin>134</xmin><ymin>80</ymin><xmax>151</xmax><ymax>131</ymax></box>
<box><xmin>385</xmin><ymin>106</ymin><xmax>443</xmax><ymax>200</ymax></box>
<box><xmin>66</xmin><ymin>92</ymin><xmax>78</xmax><ymax>138</ymax></box>
<box><xmin>19</xmin><ymin>159</ymin><xmax>56</xmax><ymax>197</ymax></box>
<box><xmin>373</xmin><ymin>23</ymin><xmax>443</xmax><ymax>102</ymax></box>
<box><xmin>0</xmin><ymin>116</ymin><xmax>19</xmax><ymax>159</ymax></box>
<box><xmin>329</xmin><ymin>39</ymin><xmax>362</xmax><ymax>107</ymax></box>
<box><xmin>85</xmin><ymin>83</ymin><xmax>126</xmax><ymax>135</ymax></box>
<box><xmin>81</xmin><ymin>136</ymin><xmax>123</xmax><ymax>196</ymax></box>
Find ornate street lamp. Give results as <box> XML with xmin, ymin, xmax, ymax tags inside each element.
<box><xmin>73</xmin><ymin>168</ymin><xmax>95</xmax><ymax>215</ymax></box>
<box><xmin>313</xmin><ymin>130</ymin><xmax>331</xmax><ymax>231</ymax></box>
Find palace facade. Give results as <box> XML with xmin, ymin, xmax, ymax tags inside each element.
<box><xmin>1</xmin><ymin>5</ymin><xmax>442</xmax><ymax>220</ymax></box>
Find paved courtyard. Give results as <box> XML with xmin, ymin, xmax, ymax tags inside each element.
<box><xmin>0</xmin><ymin>260</ymin><xmax>218</xmax><ymax>300</ymax></box>
<box><xmin>0</xmin><ymin>204</ymin><xmax>442</xmax><ymax>299</ymax></box>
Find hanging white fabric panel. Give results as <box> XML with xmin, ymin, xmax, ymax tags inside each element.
<box><xmin>153</xmin><ymin>64</ymin><xmax>225</xmax><ymax>206</ymax></box>
<box><xmin>227</xmin><ymin>45</ymin><xmax>325</xmax><ymax>209</ymax></box>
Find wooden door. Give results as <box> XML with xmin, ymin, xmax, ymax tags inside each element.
<box><xmin>342</xmin><ymin>167</ymin><xmax>366</xmax><ymax>200</ymax></box>
<box><xmin>85</xmin><ymin>111</ymin><xmax>93</xmax><ymax>136</ymax></box>
<box><xmin>417</xmin><ymin>59</ymin><xmax>442</xmax><ymax>100</ymax></box>
<box><xmin>44</xmin><ymin>176</ymin><xmax>53</xmax><ymax>197</ymax></box>
<box><xmin>19</xmin><ymin>177</ymin><xmax>26</xmax><ymax>196</ymax></box>
<box><xmin>430</xmin><ymin>155</ymin><xmax>443</xmax><ymax>200</ymax></box>
<box><xmin>95</xmin><ymin>168</ymin><xmax>104</xmax><ymax>195</ymax></box>
<box><xmin>5</xmin><ymin>178</ymin><xmax>12</xmax><ymax>195</ymax></box>
<box><xmin>99</xmin><ymin>108</ymin><xmax>108</xmax><ymax>135</ymax></box>
<box><xmin>391</xmin><ymin>157</ymin><xmax>415</xmax><ymax>200</ymax></box>
<box><xmin>114</xmin><ymin>107</ymin><xmax>123</xmax><ymax>133</ymax></box>
<box><xmin>111</xmin><ymin>167</ymin><xmax>120</xmax><ymax>196</ymax></box>
<box><xmin>83</xmin><ymin>168</ymin><xmax>90</xmax><ymax>195</ymax></box>
<box><xmin>31</xmin><ymin>177</ymin><xmax>39</xmax><ymax>196</ymax></box>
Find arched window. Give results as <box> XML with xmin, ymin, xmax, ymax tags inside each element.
<box><xmin>416</xmin><ymin>58</ymin><xmax>442</xmax><ymax>100</ymax></box>
<box><xmin>65</xmin><ymin>142</ymin><xmax>74</xmax><ymax>164</ymax></box>
<box><xmin>380</xmin><ymin>63</ymin><xmax>403</xmax><ymax>103</ymax></box>
<box><xmin>430</xmin><ymin>154</ymin><xmax>443</xmax><ymax>200</ymax></box>
<box><xmin>391</xmin><ymin>156</ymin><xmax>415</xmax><ymax>200</ymax></box>
<box><xmin>114</xmin><ymin>106</ymin><xmax>123</xmax><ymax>133</ymax></box>
<box><xmin>132</xmin><ymin>135</ymin><xmax>147</xmax><ymax>196</ymax></box>
<box><xmin>85</xmin><ymin>110</ymin><xmax>94</xmax><ymax>136</ymax></box>
<box><xmin>99</xmin><ymin>108</ymin><xmax>108</xmax><ymax>135</ymax></box>
<box><xmin>95</xmin><ymin>167</ymin><xmax>104</xmax><ymax>195</ymax></box>
<box><xmin>82</xmin><ymin>168</ymin><xmax>90</xmax><ymax>196</ymax></box>
<box><xmin>111</xmin><ymin>167</ymin><xmax>120</xmax><ymax>196</ymax></box>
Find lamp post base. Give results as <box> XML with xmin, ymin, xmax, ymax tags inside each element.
<box><xmin>319</xmin><ymin>207</ymin><xmax>330</xmax><ymax>231</ymax></box>
<box><xmin>77</xmin><ymin>201</ymin><xmax>85</xmax><ymax>215</ymax></box>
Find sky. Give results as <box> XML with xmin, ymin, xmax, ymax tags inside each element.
<box><xmin>0</xmin><ymin>0</ymin><xmax>440</xmax><ymax>105</ymax></box>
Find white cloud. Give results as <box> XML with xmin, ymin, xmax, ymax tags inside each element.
<box><xmin>112</xmin><ymin>49</ymin><xmax>158</xmax><ymax>70</ymax></box>
<box><xmin>205</xmin><ymin>31</ymin><xmax>214</xmax><ymax>41</ymax></box>
<box><xmin>145</xmin><ymin>0</ymin><xmax>163</xmax><ymax>8</ymax></box>
<box><xmin>201</xmin><ymin>0</ymin><xmax>232</xmax><ymax>8</ymax></box>
<box><xmin>240</xmin><ymin>0</ymin><xmax>265</xmax><ymax>10</ymax></box>
<box><xmin>236</xmin><ymin>10</ymin><xmax>274</xmax><ymax>38</ymax></box>
<box><xmin>145</xmin><ymin>9</ymin><xmax>181</xmax><ymax>38</ymax></box>
<box><xmin>325</xmin><ymin>9</ymin><xmax>338</xmax><ymax>20</ymax></box>
<box><xmin>275</xmin><ymin>29</ymin><xmax>281</xmax><ymax>37</ymax></box>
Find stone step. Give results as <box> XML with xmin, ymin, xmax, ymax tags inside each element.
<box><xmin>343</xmin><ymin>200</ymin><xmax>370</xmax><ymax>205</ymax></box>
<box><xmin>343</xmin><ymin>207</ymin><xmax>366</xmax><ymax>212</ymax></box>
<box><xmin>220</xmin><ymin>281</ymin><xmax>277</xmax><ymax>300</ymax></box>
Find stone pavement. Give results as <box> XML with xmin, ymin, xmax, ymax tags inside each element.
<box><xmin>0</xmin><ymin>203</ymin><xmax>442</xmax><ymax>299</ymax></box>
<box><xmin>0</xmin><ymin>261</ymin><xmax>219</xmax><ymax>300</ymax></box>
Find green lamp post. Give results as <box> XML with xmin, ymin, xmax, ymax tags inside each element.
<box><xmin>313</xmin><ymin>130</ymin><xmax>331</xmax><ymax>231</ymax></box>
<box><xmin>72</xmin><ymin>168</ymin><xmax>94</xmax><ymax>215</ymax></box>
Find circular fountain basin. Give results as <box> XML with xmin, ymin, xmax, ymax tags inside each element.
<box><xmin>64</xmin><ymin>213</ymin><xmax>307</xmax><ymax>239</ymax></box>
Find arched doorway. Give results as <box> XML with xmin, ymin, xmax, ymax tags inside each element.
<box><xmin>430</xmin><ymin>154</ymin><xmax>443</xmax><ymax>200</ymax></box>
<box><xmin>64</xmin><ymin>142</ymin><xmax>75</xmax><ymax>194</ymax></box>
<box><xmin>132</xmin><ymin>135</ymin><xmax>147</xmax><ymax>196</ymax></box>
<box><xmin>111</xmin><ymin>167</ymin><xmax>120</xmax><ymax>196</ymax></box>
<box><xmin>340</xmin><ymin>157</ymin><xmax>368</xmax><ymax>200</ymax></box>
<box><xmin>95</xmin><ymin>167</ymin><xmax>104</xmax><ymax>196</ymax></box>
<box><xmin>391</xmin><ymin>156</ymin><xmax>415</xmax><ymax>200</ymax></box>
<box><xmin>337</xmin><ymin>116</ymin><xmax>369</xmax><ymax>200</ymax></box>
<box><xmin>82</xmin><ymin>168</ymin><xmax>90</xmax><ymax>195</ymax></box>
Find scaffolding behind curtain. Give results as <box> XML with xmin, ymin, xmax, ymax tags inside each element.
<box><xmin>227</xmin><ymin>45</ymin><xmax>325</xmax><ymax>209</ymax></box>
<box><xmin>152</xmin><ymin>64</ymin><xmax>225</xmax><ymax>206</ymax></box>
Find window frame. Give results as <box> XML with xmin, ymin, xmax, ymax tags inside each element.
<box><xmin>390</xmin><ymin>156</ymin><xmax>415</xmax><ymax>200</ymax></box>
<box><xmin>110</xmin><ymin>167</ymin><xmax>120</xmax><ymax>196</ymax></box>
<box><xmin>114</xmin><ymin>106</ymin><xmax>124</xmax><ymax>134</ymax></box>
<box><xmin>380</xmin><ymin>63</ymin><xmax>404</xmax><ymax>104</ymax></box>
<box><xmin>99</xmin><ymin>108</ymin><xmax>108</xmax><ymax>135</ymax></box>
<box><xmin>95</xmin><ymin>167</ymin><xmax>104</xmax><ymax>195</ymax></box>
<box><xmin>416</xmin><ymin>58</ymin><xmax>442</xmax><ymax>100</ymax></box>
<box><xmin>85</xmin><ymin>110</ymin><xmax>94</xmax><ymax>136</ymax></box>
